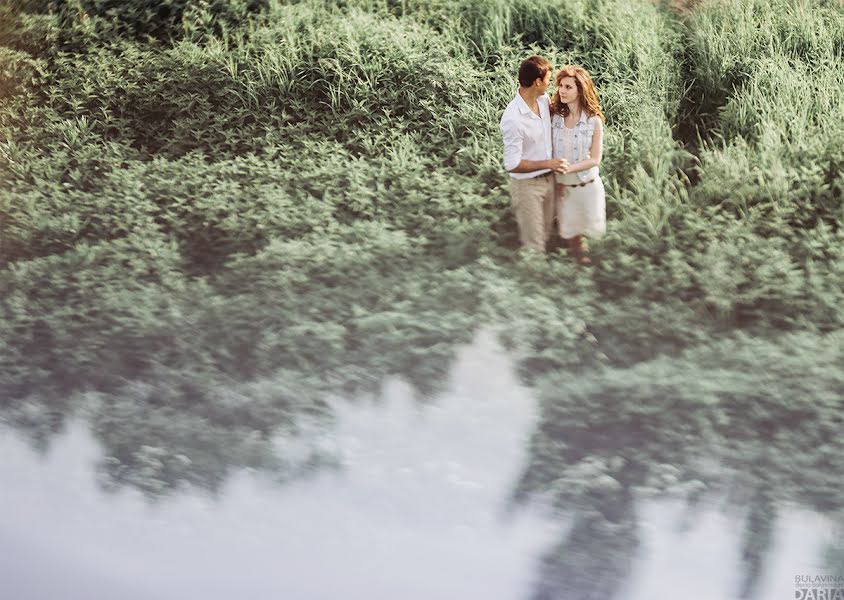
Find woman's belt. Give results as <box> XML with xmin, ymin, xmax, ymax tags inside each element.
<box><xmin>558</xmin><ymin>178</ymin><xmax>594</xmax><ymax>187</ymax></box>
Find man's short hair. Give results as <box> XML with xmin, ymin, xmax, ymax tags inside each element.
<box><xmin>518</xmin><ymin>55</ymin><xmax>553</xmax><ymax>87</ymax></box>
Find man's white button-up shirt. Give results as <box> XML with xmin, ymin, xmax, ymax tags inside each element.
<box><xmin>499</xmin><ymin>90</ymin><xmax>553</xmax><ymax>180</ymax></box>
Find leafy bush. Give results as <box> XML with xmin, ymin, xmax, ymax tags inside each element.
<box><xmin>48</xmin><ymin>0</ymin><xmax>270</xmax><ymax>49</ymax></box>
<box><xmin>0</xmin><ymin>47</ymin><xmax>47</xmax><ymax>99</ymax></box>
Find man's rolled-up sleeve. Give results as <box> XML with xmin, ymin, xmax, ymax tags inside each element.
<box><xmin>500</xmin><ymin>118</ymin><xmax>523</xmax><ymax>172</ymax></box>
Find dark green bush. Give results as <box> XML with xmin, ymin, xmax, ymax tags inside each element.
<box><xmin>50</xmin><ymin>0</ymin><xmax>270</xmax><ymax>49</ymax></box>
<box><xmin>0</xmin><ymin>47</ymin><xmax>47</xmax><ymax>99</ymax></box>
<box><xmin>40</xmin><ymin>42</ymin><xmax>266</xmax><ymax>156</ymax></box>
<box><xmin>0</xmin><ymin>2</ymin><xmax>55</xmax><ymax>55</ymax></box>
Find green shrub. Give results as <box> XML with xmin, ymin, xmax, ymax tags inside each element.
<box><xmin>47</xmin><ymin>0</ymin><xmax>269</xmax><ymax>49</ymax></box>
<box><xmin>0</xmin><ymin>3</ymin><xmax>53</xmax><ymax>55</ymax></box>
<box><xmin>41</xmin><ymin>42</ymin><xmax>267</xmax><ymax>156</ymax></box>
<box><xmin>0</xmin><ymin>47</ymin><xmax>47</xmax><ymax>100</ymax></box>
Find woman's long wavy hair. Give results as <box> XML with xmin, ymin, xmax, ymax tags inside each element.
<box><xmin>550</xmin><ymin>65</ymin><xmax>604</xmax><ymax>123</ymax></box>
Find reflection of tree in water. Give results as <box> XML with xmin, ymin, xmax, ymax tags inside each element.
<box><xmin>824</xmin><ymin>523</ymin><xmax>844</xmax><ymax>578</ymax></box>
<box><xmin>532</xmin><ymin>490</ymin><xmax>638</xmax><ymax>600</ymax></box>
<box><xmin>0</xmin><ymin>231</ymin><xmax>479</xmax><ymax>497</ymax></box>
<box><xmin>739</xmin><ymin>486</ymin><xmax>776</xmax><ymax>599</ymax></box>
<box><xmin>512</xmin><ymin>367</ymin><xmax>688</xmax><ymax>600</ymax></box>
<box><xmin>513</xmin><ymin>330</ymin><xmax>844</xmax><ymax>600</ymax></box>
<box><xmin>85</xmin><ymin>369</ymin><xmax>334</xmax><ymax>497</ymax></box>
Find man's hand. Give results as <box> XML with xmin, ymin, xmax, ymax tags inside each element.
<box><xmin>547</xmin><ymin>158</ymin><xmax>569</xmax><ymax>173</ymax></box>
<box><xmin>509</xmin><ymin>158</ymin><xmax>568</xmax><ymax>174</ymax></box>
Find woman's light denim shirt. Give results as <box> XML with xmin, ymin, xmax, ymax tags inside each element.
<box><xmin>551</xmin><ymin>111</ymin><xmax>601</xmax><ymax>183</ymax></box>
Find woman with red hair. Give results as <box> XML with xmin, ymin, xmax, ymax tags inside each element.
<box><xmin>550</xmin><ymin>65</ymin><xmax>606</xmax><ymax>264</ymax></box>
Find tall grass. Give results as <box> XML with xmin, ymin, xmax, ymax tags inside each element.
<box><xmin>684</xmin><ymin>0</ymin><xmax>844</xmax><ymax>111</ymax></box>
<box><xmin>684</xmin><ymin>0</ymin><xmax>844</xmax><ymax>242</ymax></box>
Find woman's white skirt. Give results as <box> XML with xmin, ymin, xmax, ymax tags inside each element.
<box><xmin>555</xmin><ymin>173</ymin><xmax>606</xmax><ymax>239</ymax></box>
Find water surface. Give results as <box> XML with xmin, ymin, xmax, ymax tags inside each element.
<box><xmin>0</xmin><ymin>331</ymin><xmax>839</xmax><ymax>600</ymax></box>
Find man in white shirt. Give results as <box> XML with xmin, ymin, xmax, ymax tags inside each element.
<box><xmin>499</xmin><ymin>56</ymin><xmax>568</xmax><ymax>252</ymax></box>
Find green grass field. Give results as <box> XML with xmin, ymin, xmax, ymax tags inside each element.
<box><xmin>1</xmin><ymin>0</ymin><xmax>843</xmax><ymax>521</ymax></box>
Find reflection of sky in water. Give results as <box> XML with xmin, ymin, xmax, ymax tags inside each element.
<box><xmin>0</xmin><ymin>331</ymin><xmax>837</xmax><ymax>600</ymax></box>
<box><xmin>627</xmin><ymin>500</ymin><xmax>831</xmax><ymax>600</ymax></box>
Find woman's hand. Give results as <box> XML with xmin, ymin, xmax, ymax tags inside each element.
<box><xmin>547</xmin><ymin>158</ymin><xmax>569</xmax><ymax>173</ymax></box>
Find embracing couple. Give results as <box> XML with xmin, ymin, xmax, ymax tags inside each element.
<box><xmin>499</xmin><ymin>55</ymin><xmax>605</xmax><ymax>264</ymax></box>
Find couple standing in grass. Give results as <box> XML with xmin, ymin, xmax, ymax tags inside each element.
<box><xmin>500</xmin><ymin>55</ymin><xmax>605</xmax><ymax>263</ymax></box>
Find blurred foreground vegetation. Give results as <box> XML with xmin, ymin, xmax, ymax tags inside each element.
<box><xmin>1</xmin><ymin>2</ymin><xmax>843</xmax><ymax>584</ymax></box>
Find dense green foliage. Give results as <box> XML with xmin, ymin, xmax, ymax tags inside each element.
<box><xmin>2</xmin><ymin>2</ymin><xmax>843</xmax><ymax>579</ymax></box>
<box><xmin>3</xmin><ymin>0</ymin><xmax>843</xmax><ymax>594</ymax></box>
